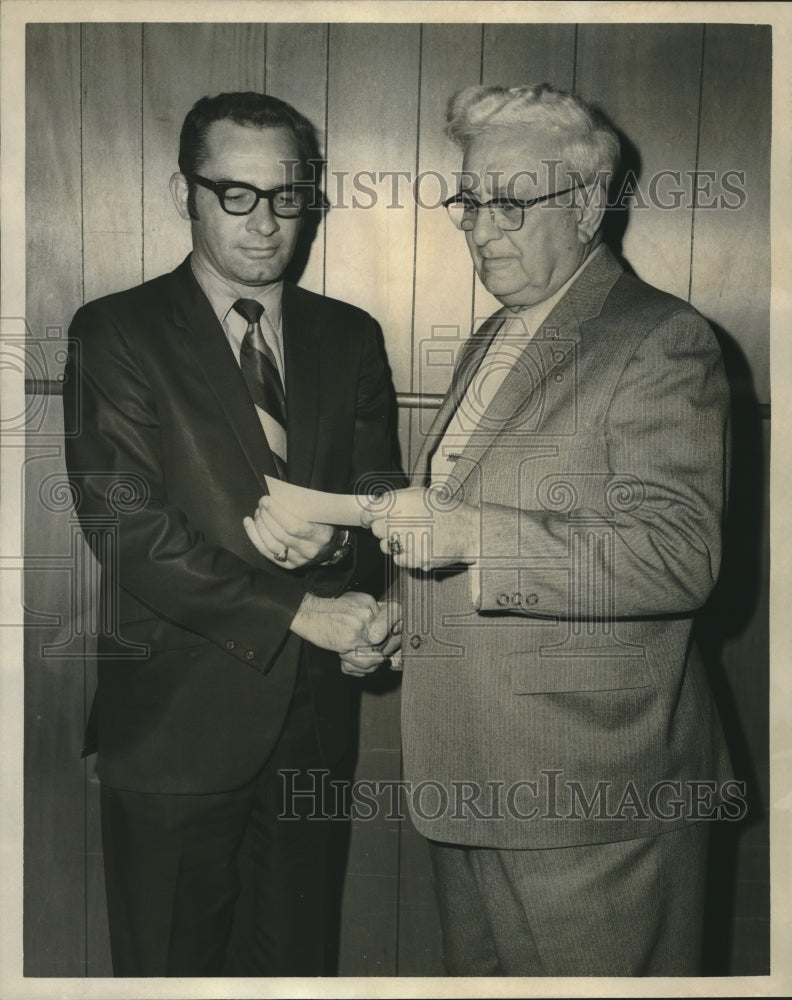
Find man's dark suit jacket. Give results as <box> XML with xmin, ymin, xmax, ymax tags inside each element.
<box><xmin>63</xmin><ymin>256</ymin><xmax>395</xmax><ymax>794</ymax></box>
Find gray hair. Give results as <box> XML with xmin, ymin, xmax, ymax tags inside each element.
<box><xmin>446</xmin><ymin>83</ymin><xmax>620</xmax><ymax>192</ymax></box>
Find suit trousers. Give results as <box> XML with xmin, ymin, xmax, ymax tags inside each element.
<box><xmin>100</xmin><ymin>654</ymin><xmax>348</xmax><ymax>977</ymax></box>
<box><xmin>428</xmin><ymin>821</ymin><xmax>710</xmax><ymax>976</ymax></box>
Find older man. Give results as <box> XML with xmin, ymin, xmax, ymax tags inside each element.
<box><xmin>359</xmin><ymin>84</ymin><xmax>734</xmax><ymax>976</ymax></box>
<box><xmin>64</xmin><ymin>91</ymin><xmax>396</xmax><ymax>976</ymax></box>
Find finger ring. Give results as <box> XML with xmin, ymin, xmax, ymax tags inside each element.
<box><xmin>388</xmin><ymin>532</ymin><xmax>403</xmax><ymax>556</ymax></box>
<box><xmin>274</xmin><ymin>547</ymin><xmax>289</xmax><ymax>562</ymax></box>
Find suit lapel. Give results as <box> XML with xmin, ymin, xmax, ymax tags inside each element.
<box><xmin>432</xmin><ymin>246</ymin><xmax>623</xmax><ymax>492</ymax></box>
<box><xmin>281</xmin><ymin>284</ymin><xmax>320</xmax><ymax>489</ymax></box>
<box><xmin>169</xmin><ymin>258</ymin><xmax>280</xmax><ymax>493</ymax></box>
<box><xmin>448</xmin><ymin>298</ymin><xmax>581</xmax><ymax>486</ymax></box>
<box><xmin>413</xmin><ymin>310</ymin><xmax>506</xmax><ymax>480</ymax></box>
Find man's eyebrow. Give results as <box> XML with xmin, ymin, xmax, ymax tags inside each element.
<box><xmin>214</xmin><ymin>178</ymin><xmax>300</xmax><ymax>190</ymax></box>
<box><xmin>456</xmin><ymin>186</ymin><xmax>510</xmax><ymax>199</ymax></box>
<box><xmin>459</xmin><ymin>188</ymin><xmax>522</xmax><ymax>202</ymax></box>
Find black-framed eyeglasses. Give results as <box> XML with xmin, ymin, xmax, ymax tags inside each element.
<box><xmin>443</xmin><ymin>186</ymin><xmax>579</xmax><ymax>232</ymax></box>
<box><xmin>187</xmin><ymin>173</ymin><xmax>308</xmax><ymax>217</ymax></box>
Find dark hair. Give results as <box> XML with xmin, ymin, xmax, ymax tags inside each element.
<box><xmin>178</xmin><ymin>91</ymin><xmax>323</xmax><ymax>218</ymax></box>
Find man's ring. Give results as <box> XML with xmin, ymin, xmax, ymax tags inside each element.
<box><xmin>388</xmin><ymin>532</ymin><xmax>403</xmax><ymax>556</ymax></box>
<box><xmin>274</xmin><ymin>547</ymin><xmax>289</xmax><ymax>562</ymax></box>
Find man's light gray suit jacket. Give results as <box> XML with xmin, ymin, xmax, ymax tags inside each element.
<box><xmin>399</xmin><ymin>246</ymin><xmax>733</xmax><ymax>849</ymax></box>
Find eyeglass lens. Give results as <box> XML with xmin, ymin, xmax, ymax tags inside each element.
<box><xmin>447</xmin><ymin>197</ymin><xmax>524</xmax><ymax>231</ymax></box>
<box><xmin>220</xmin><ymin>185</ymin><xmax>305</xmax><ymax>217</ymax></box>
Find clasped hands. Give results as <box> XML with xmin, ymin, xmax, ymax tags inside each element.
<box><xmin>243</xmin><ymin>495</ymin><xmax>400</xmax><ymax>674</ymax></box>
<box><xmin>243</xmin><ymin>487</ymin><xmax>480</xmax><ymax>674</ymax></box>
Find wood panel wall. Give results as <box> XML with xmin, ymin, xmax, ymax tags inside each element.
<box><xmin>23</xmin><ymin>20</ymin><xmax>771</xmax><ymax>978</ymax></box>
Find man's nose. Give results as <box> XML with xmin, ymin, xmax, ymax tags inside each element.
<box><xmin>469</xmin><ymin>206</ymin><xmax>503</xmax><ymax>246</ymax></box>
<box><xmin>245</xmin><ymin>199</ymin><xmax>279</xmax><ymax>236</ymax></box>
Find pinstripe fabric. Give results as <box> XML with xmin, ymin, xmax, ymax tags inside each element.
<box><xmin>399</xmin><ymin>246</ymin><xmax>733</xmax><ymax>850</ymax></box>
<box><xmin>428</xmin><ymin>821</ymin><xmax>709</xmax><ymax>976</ymax></box>
<box><xmin>417</xmin><ymin>310</ymin><xmax>507</xmax><ymax>484</ymax></box>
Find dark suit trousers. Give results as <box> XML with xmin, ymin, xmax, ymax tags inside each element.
<box><xmin>428</xmin><ymin>821</ymin><xmax>709</xmax><ymax>976</ymax></box>
<box><xmin>100</xmin><ymin>656</ymin><xmax>348</xmax><ymax>977</ymax></box>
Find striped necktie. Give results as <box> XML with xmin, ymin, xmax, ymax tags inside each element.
<box><xmin>233</xmin><ymin>298</ymin><xmax>288</xmax><ymax>479</ymax></box>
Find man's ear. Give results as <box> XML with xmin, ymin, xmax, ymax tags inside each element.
<box><xmin>170</xmin><ymin>172</ymin><xmax>192</xmax><ymax>221</ymax></box>
<box><xmin>575</xmin><ymin>188</ymin><xmax>607</xmax><ymax>244</ymax></box>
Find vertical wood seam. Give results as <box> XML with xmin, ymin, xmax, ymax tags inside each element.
<box><xmin>406</xmin><ymin>26</ymin><xmax>424</xmax><ymax>469</ymax></box>
<box><xmin>323</xmin><ymin>23</ymin><xmax>330</xmax><ymax>297</ymax></box>
<box><xmin>79</xmin><ymin>24</ymin><xmax>89</xmax><ymax>975</ymax></box>
<box><xmin>688</xmin><ymin>23</ymin><xmax>706</xmax><ymax>305</ymax></box>
<box><xmin>141</xmin><ymin>24</ymin><xmax>145</xmax><ymax>283</ymax></box>
<box><xmin>470</xmin><ymin>25</ymin><xmax>485</xmax><ymax>341</ymax></box>
<box><xmin>263</xmin><ymin>22</ymin><xmax>268</xmax><ymax>93</ymax></box>
<box><xmin>79</xmin><ymin>25</ymin><xmax>85</xmax><ymax>307</ymax></box>
<box><xmin>572</xmin><ymin>23</ymin><xmax>579</xmax><ymax>92</ymax></box>
<box><xmin>398</xmin><ymin>25</ymin><xmax>425</xmax><ymax>965</ymax></box>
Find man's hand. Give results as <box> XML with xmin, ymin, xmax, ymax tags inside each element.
<box><xmin>340</xmin><ymin>601</ymin><xmax>403</xmax><ymax>677</ymax></box>
<box><xmin>290</xmin><ymin>592</ymin><xmax>379</xmax><ymax>652</ymax></box>
<box><xmin>243</xmin><ymin>496</ymin><xmax>335</xmax><ymax>568</ymax></box>
<box><xmin>360</xmin><ymin>486</ymin><xmax>480</xmax><ymax>572</ymax></box>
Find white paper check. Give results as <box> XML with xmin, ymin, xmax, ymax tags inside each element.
<box><xmin>264</xmin><ymin>476</ymin><xmax>368</xmax><ymax>525</ymax></box>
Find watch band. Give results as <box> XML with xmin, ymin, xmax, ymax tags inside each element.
<box><xmin>319</xmin><ymin>527</ymin><xmax>352</xmax><ymax>566</ymax></box>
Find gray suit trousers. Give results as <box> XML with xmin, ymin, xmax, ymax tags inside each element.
<box><xmin>428</xmin><ymin>821</ymin><xmax>709</xmax><ymax>976</ymax></box>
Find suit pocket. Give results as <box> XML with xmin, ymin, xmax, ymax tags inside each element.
<box><xmin>509</xmin><ymin>651</ymin><xmax>650</xmax><ymax>694</ymax></box>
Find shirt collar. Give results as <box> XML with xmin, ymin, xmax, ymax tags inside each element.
<box><xmin>190</xmin><ymin>251</ymin><xmax>284</xmax><ymax>331</ymax></box>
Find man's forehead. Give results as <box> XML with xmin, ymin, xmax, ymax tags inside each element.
<box><xmin>202</xmin><ymin>120</ymin><xmax>299</xmax><ymax>174</ymax></box>
<box><xmin>461</xmin><ymin>126</ymin><xmax>556</xmax><ymax>194</ymax></box>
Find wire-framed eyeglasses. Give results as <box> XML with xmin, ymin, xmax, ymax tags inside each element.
<box><xmin>188</xmin><ymin>173</ymin><xmax>308</xmax><ymax>217</ymax></box>
<box><xmin>443</xmin><ymin>186</ymin><xmax>579</xmax><ymax>232</ymax></box>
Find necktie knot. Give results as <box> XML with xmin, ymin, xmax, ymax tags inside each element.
<box><xmin>233</xmin><ymin>298</ymin><xmax>264</xmax><ymax>325</ymax></box>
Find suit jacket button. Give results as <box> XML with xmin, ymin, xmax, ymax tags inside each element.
<box><xmin>554</xmin><ymin>372</ymin><xmax>564</xmax><ymax>383</ymax></box>
<box><xmin>527</xmin><ymin>593</ymin><xmax>539</xmax><ymax>605</ymax></box>
<box><xmin>225</xmin><ymin>640</ymin><xmax>236</xmax><ymax>650</ymax></box>
<box><xmin>497</xmin><ymin>593</ymin><xmax>511</xmax><ymax>607</ymax></box>
<box><xmin>245</xmin><ymin>650</ymin><xmax>255</xmax><ymax>660</ymax></box>
<box><xmin>513</xmin><ymin>592</ymin><xmax>523</xmax><ymax>606</ymax></box>
<box><xmin>410</xmin><ymin>634</ymin><xmax>422</xmax><ymax>649</ymax></box>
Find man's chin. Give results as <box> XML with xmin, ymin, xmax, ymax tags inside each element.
<box><xmin>481</xmin><ymin>276</ymin><xmax>525</xmax><ymax>303</ymax></box>
<box><xmin>236</xmin><ymin>264</ymin><xmax>286</xmax><ymax>286</ymax></box>
<box><xmin>480</xmin><ymin>274</ymin><xmax>550</xmax><ymax>308</ymax></box>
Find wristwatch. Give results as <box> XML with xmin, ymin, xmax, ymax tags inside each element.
<box><xmin>319</xmin><ymin>527</ymin><xmax>352</xmax><ymax>566</ymax></box>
